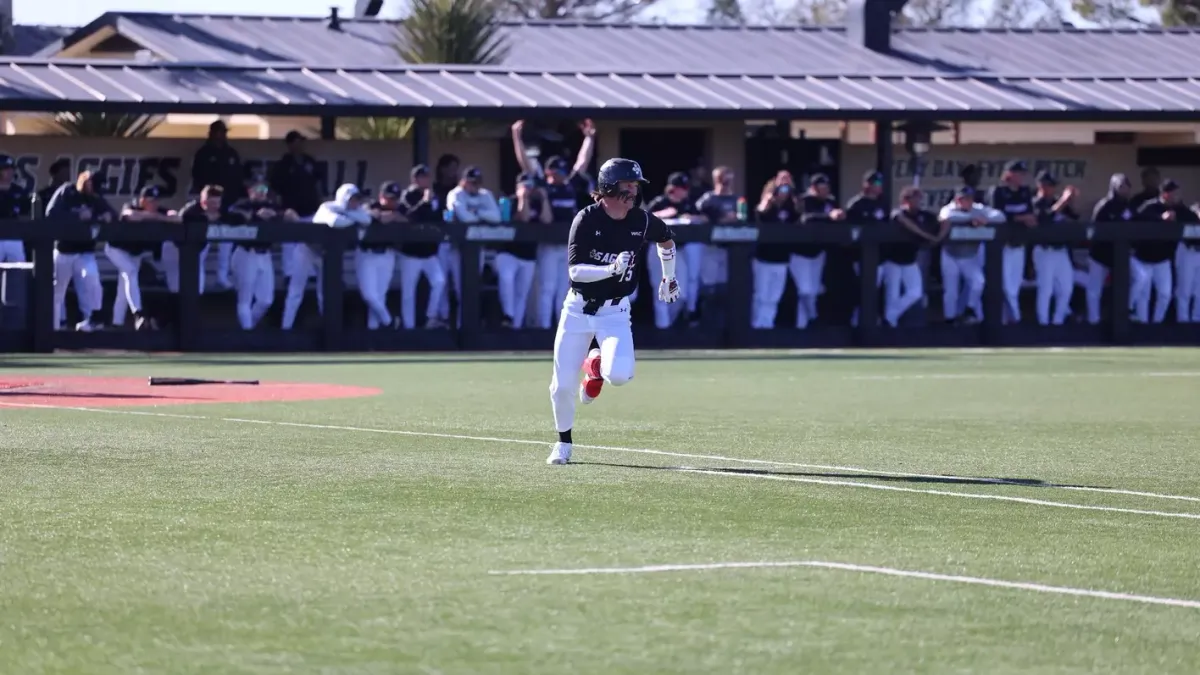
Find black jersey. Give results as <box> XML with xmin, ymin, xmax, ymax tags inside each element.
<box><xmin>117</xmin><ymin>201</ymin><xmax>171</xmax><ymax>255</ymax></box>
<box><xmin>884</xmin><ymin>207</ymin><xmax>937</xmax><ymax>266</ymax></box>
<box><xmin>1032</xmin><ymin>195</ymin><xmax>1079</xmax><ymax>250</ymax></box>
<box><xmin>797</xmin><ymin>194</ymin><xmax>837</xmax><ymax>258</ymax></box>
<box><xmin>0</xmin><ymin>182</ymin><xmax>30</xmax><ymax>222</ymax></box>
<box><xmin>567</xmin><ymin>203</ymin><xmax>674</xmax><ymax>299</ymax></box>
<box><xmin>230</xmin><ymin>197</ymin><xmax>282</xmax><ymax>252</ymax></box>
<box><xmin>1134</xmin><ymin>200</ymin><xmax>1196</xmax><ymax>263</ymax></box>
<box><xmin>544</xmin><ymin>181</ymin><xmax>580</xmax><ymax>224</ymax></box>
<box><xmin>987</xmin><ymin>184</ymin><xmax>1034</xmax><ymax>245</ymax></box>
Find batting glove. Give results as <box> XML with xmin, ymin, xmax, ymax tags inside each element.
<box><xmin>608</xmin><ymin>251</ymin><xmax>634</xmax><ymax>278</ymax></box>
<box><xmin>658</xmin><ymin>277</ymin><xmax>681</xmax><ymax>303</ymax></box>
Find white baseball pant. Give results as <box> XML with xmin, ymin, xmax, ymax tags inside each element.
<box><xmin>104</xmin><ymin>244</ymin><xmax>149</xmax><ymax>326</ymax></box>
<box><xmin>53</xmin><ymin>251</ymin><xmax>101</xmax><ymax>329</ymax></box>
<box><xmin>681</xmin><ymin>242</ymin><xmax>706</xmax><ymax>314</ymax></box>
<box><xmin>493</xmin><ymin>252</ymin><xmax>536</xmax><ymax>328</ymax></box>
<box><xmin>882</xmin><ymin>261</ymin><xmax>924</xmax><ymax>327</ymax></box>
<box><xmin>282</xmin><ymin>243</ymin><xmax>323</xmax><ymax>330</ymax></box>
<box><xmin>1175</xmin><ymin>244</ymin><xmax>1200</xmax><ymax>323</ymax></box>
<box><xmin>0</xmin><ymin>240</ymin><xmax>25</xmax><ymax>262</ymax></box>
<box><xmin>751</xmin><ymin>259</ymin><xmax>788</xmax><ymax>329</ymax></box>
<box><xmin>941</xmin><ymin>249</ymin><xmax>985</xmax><ymax>321</ymax></box>
<box><xmin>1084</xmin><ymin>257</ymin><xmax>1108</xmax><ymax>325</ymax></box>
<box><xmin>1032</xmin><ymin>245</ymin><xmax>1074</xmax><ymax>326</ymax></box>
<box><xmin>535</xmin><ymin>244</ymin><xmax>569</xmax><ymax>329</ymax></box>
<box><xmin>1130</xmin><ymin>257</ymin><xmax>1171</xmax><ymax>324</ymax></box>
<box><xmin>233</xmin><ymin>247</ymin><xmax>275</xmax><ymax>330</ymax></box>
<box><xmin>160</xmin><ymin>241</ymin><xmax>209</xmax><ymax>295</ymax></box>
<box><xmin>355</xmin><ymin>249</ymin><xmax>396</xmax><ymax>329</ymax></box>
<box><xmin>1002</xmin><ymin>245</ymin><xmax>1025</xmax><ymax>323</ymax></box>
<box><xmin>787</xmin><ymin>252</ymin><xmax>824</xmax><ymax>329</ymax></box>
<box><xmin>646</xmin><ymin>247</ymin><xmax>687</xmax><ymax>329</ymax></box>
<box><xmin>212</xmin><ymin>241</ymin><xmax>234</xmax><ymax>287</ymax></box>
<box><xmin>398</xmin><ymin>254</ymin><xmax>446</xmax><ymax>329</ymax></box>
<box><xmin>435</xmin><ymin>243</ymin><xmax>461</xmax><ymax>325</ymax></box>
<box><xmin>549</xmin><ymin>291</ymin><xmax>635</xmax><ymax>434</ymax></box>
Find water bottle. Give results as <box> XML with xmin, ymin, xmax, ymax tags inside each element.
<box><xmin>498</xmin><ymin>196</ymin><xmax>512</xmax><ymax>222</ymax></box>
<box><xmin>736</xmin><ymin>197</ymin><xmax>748</xmax><ymax>222</ymax></box>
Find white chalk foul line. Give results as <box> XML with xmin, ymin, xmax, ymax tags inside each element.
<box><xmin>2</xmin><ymin>401</ymin><xmax>1199</xmax><ymax>518</ymax></box>
<box><xmin>488</xmin><ymin>560</ymin><xmax>1200</xmax><ymax>610</ymax></box>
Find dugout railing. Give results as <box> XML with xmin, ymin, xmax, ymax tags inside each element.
<box><xmin>1</xmin><ymin>219</ymin><xmax>1197</xmax><ymax>353</ymax></box>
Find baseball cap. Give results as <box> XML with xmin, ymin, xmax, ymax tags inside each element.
<box><xmin>545</xmin><ymin>156</ymin><xmax>569</xmax><ymax>174</ymax></box>
<box><xmin>210</xmin><ymin>120</ymin><xmax>228</xmax><ymax>133</ymax></box>
<box><xmin>0</xmin><ymin>155</ymin><xmax>15</xmax><ymax>170</ymax></box>
<box><xmin>380</xmin><ymin>180</ymin><xmax>403</xmax><ymax>197</ymax></box>
<box><xmin>956</xmin><ymin>185</ymin><xmax>976</xmax><ymax>199</ymax></box>
<box><xmin>1004</xmin><ymin>160</ymin><xmax>1028</xmax><ymax>173</ymax></box>
<box><xmin>462</xmin><ymin>166</ymin><xmax>482</xmax><ymax>181</ymax></box>
<box><xmin>517</xmin><ymin>171</ymin><xmax>537</xmax><ymax>185</ymax></box>
<box><xmin>1035</xmin><ymin>170</ymin><xmax>1057</xmax><ymax>185</ymax></box>
<box><xmin>1161</xmin><ymin>178</ymin><xmax>1180</xmax><ymax>193</ymax></box>
<box><xmin>410</xmin><ymin>164</ymin><xmax>430</xmax><ymax>179</ymax></box>
<box><xmin>810</xmin><ymin>173</ymin><xmax>830</xmax><ymax>187</ymax></box>
<box><xmin>49</xmin><ymin>158</ymin><xmax>71</xmax><ymax>174</ymax></box>
<box><xmin>284</xmin><ymin>130</ymin><xmax>305</xmax><ymax>144</ymax></box>
<box><xmin>140</xmin><ymin>185</ymin><xmax>161</xmax><ymax>200</ymax></box>
<box><xmin>667</xmin><ymin>172</ymin><xmax>689</xmax><ymax>188</ymax></box>
<box><xmin>863</xmin><ymin>169</ymin><xmax>884</xmax><ymax>185</ymax></box>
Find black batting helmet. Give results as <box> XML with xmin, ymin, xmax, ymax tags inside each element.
<box><xmin>596</xmin><ymin>158</ymin><xmax>648</xmax><ymax>199</ymax></box>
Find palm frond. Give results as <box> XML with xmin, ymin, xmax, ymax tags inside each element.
<box><xmin>43</xmin><ymin>112</ymin><xmax>164</xmax><ymax>138</ymax></box>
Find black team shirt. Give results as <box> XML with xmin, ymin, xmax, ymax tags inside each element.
<box><xmin>269</xmin><ymin>153</ymin><xmax>322</xmax><ymax>217</ymax></box>
<box><xmin>229</xmin><ymin>197</ymin><xmax>282</xmax><ymax>252</ymax></box>
<box><xmin>1090</xmin><ymin>195</ymin><xmax>1133</xmax><ymax>268</ymax></box>
<box><xmin>117</xmin><ymin>201</ymin><xmax>172</xmax><ymax>256</ymax></box>
<box><xmin>1032</xmin><ymin>194</ymin><xmax>1079</xmax><ymax>250</ymax></box>
<box><xmin>503</xmin><ymin>193</ymin><xmax>541</xmax><ymax>262</ymax></box>
<box><xmin>399</xmin><ymin>185</ymin><xmax>441</xmax><ymax>259</ymax></box>
<box><xmin>987</xmin><ymin>184</ymin><xmax>1035</xmax><ymax>245</ymax></box>
<box><xmin>567</xmin><ymin>203</ymin><xmax>674</xmax><ymax>299</ymax></box>
<box><xmin>545</xmin><ymin>181</ymin><xmax>580</xmax><ymax>224</ymax></box>
<box><xmin>47</xmin><ymin>186</ymin><xmax>113</xmax><ymax>254</ymax></box>
<box><xmin>798</xmin><ymin>193</ymin><xmax>837</xmax><ymax>258</ymax></box>
<box><xmin>1135</xmin><ymin>199</ymin><xmax>1197</xmax><ymax>263</ymax></box>
<box><xmin>755</xmin><ymin>200</ymin><xmax>798</xmax><ymax>263</ymax></box>
<box><xmin>885</xmin><ymin>207</ymin><xmax>937</xmax><ymax>266</ymax></box>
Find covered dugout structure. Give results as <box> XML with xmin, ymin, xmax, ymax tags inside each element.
<box><xmin>1</xmin><ymin>2</ymin><xmax>1199</xmax><ymax>352</ymax></box>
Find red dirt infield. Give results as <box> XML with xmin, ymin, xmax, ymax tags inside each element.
<box><xmin>0</xmin><ymin>376</ymin><xmax>381</xmax><ymax>408</ymax></box>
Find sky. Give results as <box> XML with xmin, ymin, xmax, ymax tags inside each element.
<box><xmin>17</xmin><ymin>0</ymin><xmax>700</xmax><ymax>26</ymax></box>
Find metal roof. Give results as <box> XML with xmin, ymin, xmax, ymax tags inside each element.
<box><xmin>3</xmin><ymin>58</ymin><xmax>1200</xmax><ymax>120</ymax></box>
<box><xmin>36</xmin><ymin>12</ymin><xmax>1200</xmax><ymax>78</ymax></box>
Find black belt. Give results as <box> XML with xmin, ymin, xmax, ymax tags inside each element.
<box><xmin>574</xmin><ymin>289</ymin><xmax>623</xmax><ymax>315</ymax></box>
<box><xmin>237</xmin><ymin>244</ymin><xmax>270</xmax><ymax>253</ymax></box>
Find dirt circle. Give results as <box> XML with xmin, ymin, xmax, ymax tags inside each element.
<box><xmin>0</xmin><ymin>376</ymin><xmax>381</xmax><ymax>408</ymax></box>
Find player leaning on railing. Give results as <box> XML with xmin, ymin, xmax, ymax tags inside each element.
<box><xmin>545</xmin><ymin>158</ymin><xmax>680</xmax><ymax>466</ymax></box>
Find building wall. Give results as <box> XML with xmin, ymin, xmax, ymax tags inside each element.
<box><xmin>0</xmin><ymin>137</ymin><xmax>498</xmax><ymax>209</ymax></box>
<box><xmin>3</xmin><ymin>130</ymin><xmax>1197</xmax><ymax>213</ymax></box>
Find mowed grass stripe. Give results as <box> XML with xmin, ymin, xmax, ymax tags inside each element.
<box><xmin>3</xmin><ymin>400</ymin><xmax>1199</xmax><ymax>521</ymax></box>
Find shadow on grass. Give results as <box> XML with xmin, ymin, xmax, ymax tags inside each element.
<box><xmin>573</xmin><ymin>461</ymin><xmax>1111</xmax><ymax>490</ymax></box>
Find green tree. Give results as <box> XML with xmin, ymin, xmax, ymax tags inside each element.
<box><xmin>342</xmin><ymin>0</ymin><xmax>510</xmax><ymax>141</ymax></box>
<box><xmin>43</xmin><ymin>111</ymin><xmax>162</xmax><ymax>137</ymax></box>
<box><xmin>707</xmin><ymin>0</ymin><xmax>746</xmax><ymax>24</ymax></box>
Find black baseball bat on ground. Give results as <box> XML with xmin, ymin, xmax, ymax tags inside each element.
<box><xmin>148</xmin><ymin>377</ymin><xmax>260</xmax><ymax>386</ymax></box>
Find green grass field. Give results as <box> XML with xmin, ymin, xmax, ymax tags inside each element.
<box><xmin>3</xmin><ymin>348</ymin><xmax>1200</xmax><ymax>674</ymax></box>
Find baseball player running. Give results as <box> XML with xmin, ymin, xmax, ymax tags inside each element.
<box><xmin>546</xmin><ymin>158</ymin><xmax>679</xmax><ymax>465</ymax></box>
<box><xmin>230</xmin><ymin>175</ymin><xmax>295</xmax><ymax>330</ymax></box>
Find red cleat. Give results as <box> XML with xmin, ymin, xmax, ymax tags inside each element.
<box><xmin>580</xmin><ymin>348</ymin><xmax>603</xmax><ymax>404</ymax></box>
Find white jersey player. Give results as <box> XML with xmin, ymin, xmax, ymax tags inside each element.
<box><xmin>546</xmin><ymin>158</ymin><xmax>680</xmax><ymax>466</ymax></box>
